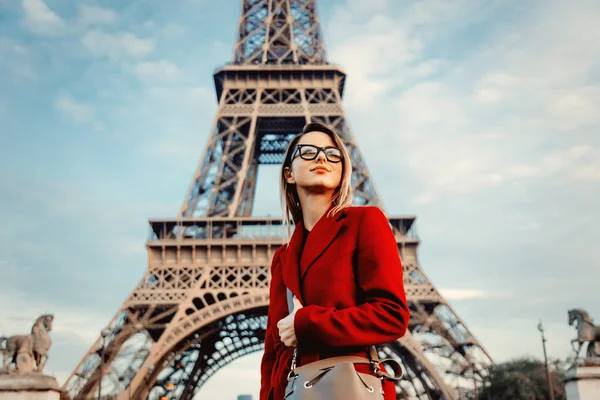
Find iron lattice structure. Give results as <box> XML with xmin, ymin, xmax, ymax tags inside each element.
<box><xmin>63</xmin><ymin>1</ymin><xmax>493</xmax><ymax>399</ymax></box>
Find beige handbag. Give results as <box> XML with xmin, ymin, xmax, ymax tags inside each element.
<box><xmin>283</xmin><ymin>289</ymin><xmax>403</xmax><ymax>400</ymax></box>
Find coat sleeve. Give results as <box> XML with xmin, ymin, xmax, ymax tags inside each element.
<box><xmin>259</xmin><ymin>249</ymin><xmax>281</xmax><ymax>400</ymax></box>
<box><xmin>293</xmin><ymin>206</ymin><xmax>409</xmax><ymax>348</ymax></box>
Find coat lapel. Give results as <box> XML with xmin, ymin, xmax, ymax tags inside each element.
<box><xmin>280</xmin><ymin>220</ymin><xmax>304</xmax><ymax>304</ymax></box>
<box><xmin>299</xmin><ymin>209</ymin><xmax>346</xmax><ymax>282</ymax></box>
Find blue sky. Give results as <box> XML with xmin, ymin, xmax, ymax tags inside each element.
<box><xmin>1</xmin><ymin>0</ymin><xmax>599</xmax><ymax>398</ymax></box>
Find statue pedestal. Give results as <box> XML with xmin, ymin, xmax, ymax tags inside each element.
<box><xmin>0</xmin><ymin>374</ymin><xmax>62</xmax><ymax>400</ymax></box>
<box><xmin>565</xmin><ymin>363</ymin><xmax>600</xmax><ymax>400</ymax></box>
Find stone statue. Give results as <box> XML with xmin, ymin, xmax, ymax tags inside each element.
<box><xmin>0</xmin><ymin>314</ymin><xmax>53</xmax><ymax>374</ymax></box>
<box><xmin>568</xmin><ymin>308</ymin><xmax>600</xmax><ymax>361</ymax></box>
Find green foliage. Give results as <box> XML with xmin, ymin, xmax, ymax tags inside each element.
<box><xmin>473</xmin><ymin>357</ymin><xmax>566</xmax><ymax>400</ymax></box>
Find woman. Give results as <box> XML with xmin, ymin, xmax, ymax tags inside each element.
<box><xmin>260</xmin><ymin>122</ymin><xmax>409</xmax><ymax>400</ymax></box>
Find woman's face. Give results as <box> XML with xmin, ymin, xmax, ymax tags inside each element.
<box><xmin>285</xmin><ymin>131</ymin><xmax>343</xmax><ymax>194</ymax></box>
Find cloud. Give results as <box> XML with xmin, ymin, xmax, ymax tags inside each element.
<box><xmin>506</xmin><ymin>145</ymin><xmax>600</xmax><ymax>182</ymax></box>
<box><xmin>53</xmin><ymin>93</ymin><xmax>94</xmax><ymax>123</ymax></box>
<box><xmin>21</xmin><ymin>1</ymin><xmax>118</xmax><ymax>36</ymax></box>
<box><xmin>0</xmin><ymin>39</ymin><xmax>37</xmax><ymax>82</ymax></box>
<box><xmin>146</xmin><ymin>85</ymin><xmax>214</xmax><ymax>110</ymax></box>
<box><xmin>129</xmin><ymin>84</ymin><xmax>214</xmax><ymax>171</ymax></box>
<box><xmin>162</xmin><ymin>23</ymin><xmax>186</xmax><ymax>38</ymax></box>
<box><xmin>476</xmin><ymin>72</ymin><xmax>521</xmax><ymax>103</ymax></box>
<box><xmin>547</xmin><ymin>86</ymin><xmax>600</xmax><ymax>130</ymax></box>
<box><xmin>474</xmin><ymin>318</ymin><xmax>577</xmax><ymax>364</ymax></box>
<box><xmin>327</xmin><ymin>22</ymin><xmax>418</xmax><ymax>107</ymax></box>
<box><xmin>328</xmin><ymin>0</ymin><xmax>600</xmax><ymax>205</ymax></box>
<box><xmin>129</xmin><ymin>60</ymin><xmax>183</xmax><ymax>83</ymax></box>
<box><xmin>20</xmin><ymin>0</ymin><xmax>67</xmax><ymax>36</ymax></box>
<box><xmin>439</xmin><ymin>288</ymin><xmax>510</xmax><ymax>301</ymax></box>
<box><xmin>81</xmin><ymin>30</ymin><xmax>154</xmax><ymax>61</ymax></box>
<box><xmin>77</xmin><ymin>4</ymin><xmax>117</xmax><ymax>27</ymax></box>
<box><xmin>326</xmin><ymin>0</ymin><xmax>490</xmax><ymax>108</ymax></box>
<box><xmin>0</xmin><ymin>171</ymin><xmax>167</xmax><ymax>308</ymax></box>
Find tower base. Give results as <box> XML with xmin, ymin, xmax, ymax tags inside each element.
<box><xmin>565</xmin><ymin>362</ymin><xmax>600</xmax><ymax>400</ymax></box>
<box><xmin>0</xmin><ymin>374</ymin><xmax>61</xmax><ymax>400</ymax></box>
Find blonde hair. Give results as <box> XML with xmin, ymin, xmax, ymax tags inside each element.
<box><xmin>280</xmin><ymin>122</ymin><xmax>353</xmax><ymax>237</ymax></box>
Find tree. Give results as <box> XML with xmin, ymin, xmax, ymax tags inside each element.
<box><xmin>473</xmin><ymin>357</ymin><xmax>566</xmax><ymax>400</ymax></box>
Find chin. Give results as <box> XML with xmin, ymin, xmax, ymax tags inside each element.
<box><xmin>300</xmin><ymin>179</ymin><xmax>339</xmax><ymax>193</ymax></box>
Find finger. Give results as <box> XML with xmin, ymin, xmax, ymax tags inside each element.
<box><xmin>278</xmin><ymin>320</ymin><xmax>290</xmax><ymax>331</ymax></box>
<box><xmin>277</xmin><ymin>317</ymin><xmax>289</xmax><ymax>329</ymax></box>
<box><xmin>285</xmin><ymin>335</ymin><xmax>297</xmax><ymax>347</ymax></box>
<box><xmin>281</xmin><ymin>333</ymin><xmax>290</xmax><ymax>345</ymax></box>
<box><xmin>279</xmin><ymin>328</ymin><xmax>288</xmax><ymax>340</ymax></box>
<box><xmin>281</xmin><ymin>327</ymin><xmax>291</xmax><ymax>338</ymax></box>
<box><xmin>280</xmin><ymin>333</ymin><xmax>288</xmax><ymax>344</ymax></box>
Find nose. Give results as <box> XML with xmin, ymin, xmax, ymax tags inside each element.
<box><xmin>315</xmin><ymin>149</ymin><xmax>327</xmax><ymax>163</ymax></box>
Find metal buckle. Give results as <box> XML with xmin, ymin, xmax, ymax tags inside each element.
<box><xmin>371</xmin><ymin>360</ymin><xmax>382</xmax><ymax>379</ymax></box>
<box><xmin>290</xmin><ymin>347</ymin><xmax>298</xmax><ymax>371</ymax></box>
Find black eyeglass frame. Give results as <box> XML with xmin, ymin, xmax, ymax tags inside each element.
<box><xmin>291</xmin><ymin>144</ymin><xmax>344</xmax><ymax>163</ymax></box>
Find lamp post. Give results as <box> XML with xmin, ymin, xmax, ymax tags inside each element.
<box><xmin>98</xmin><ymin>328</ymin><xmax>111</xmax><ymax>400</ymax></box>
<box><xmin>537</xmin><ymin>320</ymin><xmax>555</xmax><ymax>400</ymax></box>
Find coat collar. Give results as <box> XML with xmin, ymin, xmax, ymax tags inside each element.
<box><xmin>280</xmin><ymin>208</ymin><xmax>347</xmax><ymax>303</ymax></box>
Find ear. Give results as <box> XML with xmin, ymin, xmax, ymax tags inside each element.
<box><xmin>284</xmin><ymin>167</ymin><xmax>296</xmax><ymax>184</ymax></box>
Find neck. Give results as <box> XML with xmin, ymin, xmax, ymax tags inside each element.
<box><xmin>297</xmin><ymin>189</ymin><xmax>334</xmax><ymax>231</ymax></box>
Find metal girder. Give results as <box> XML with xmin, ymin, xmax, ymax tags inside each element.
<box><xmin>233</xmin><ymin>0</ymin><xmax>327</xmax><ymax>65</ymax></box>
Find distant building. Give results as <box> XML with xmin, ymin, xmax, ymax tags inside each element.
<box><xmin>237</xmin><ymin>395</ymin><xmax>253</xmax><ymax>400</ymax></box>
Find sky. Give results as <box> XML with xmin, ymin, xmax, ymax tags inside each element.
<box><xmin>1</xmin><ymin>0</ymin><xmax>599</xmax><ymax>398</ymax></box>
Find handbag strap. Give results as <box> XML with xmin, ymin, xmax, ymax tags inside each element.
<box><xmin>286</xmin><ymin>288</ymin><xmax>299</xmax><ymax>372</ymax></box>
<box><xmin>285</xmin><ymin>289</ymin><xmax>403</xmax><ymax>381</ymax></box>
<box><xmin>286</xmin><ymin>287</ymin><xmax>295</xmax><ymax>315</ymax></box>
<box><xmin>370</xmin><ymin>345</ymin><xmax>404</xmax><ymax>381</ymax></box>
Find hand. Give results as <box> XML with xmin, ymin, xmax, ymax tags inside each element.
<box><xmin>277</xmin><ymin>296</ymin><xmax>303</xmax><ymax>347</ymax></box>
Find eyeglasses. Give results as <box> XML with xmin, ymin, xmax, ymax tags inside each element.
<box><xmin>291</xmin><ymin>144</ymin><xmax>343</xmax><ymax>163</ymax></box>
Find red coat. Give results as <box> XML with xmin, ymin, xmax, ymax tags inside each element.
<box><xmin>260</xmin><ymin>206</ymin><xmax>410</xmax><ymax>400</ymax></box>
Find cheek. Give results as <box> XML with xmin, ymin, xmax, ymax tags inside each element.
<box><xmin>291</xmin><ymin>162</ymin><xmax>305</xmax><ymax>179</ymax></box>
<box><xmin>333</xmin><ymin>165</ymin><xmax>343</xmax><ymax>183</ymax></box>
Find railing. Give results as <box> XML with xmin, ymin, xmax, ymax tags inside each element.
<box><xmin>147</xmin><ymin>216</ymin><xmax>419</xmax><ymax>242</ymax></box>
<box><xmin>148</xmin><ymin>217</ymin><xmax>286</xmax><ymax>242</ymax></box>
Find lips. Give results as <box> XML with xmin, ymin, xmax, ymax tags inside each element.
<box><xmin>311</xmin><ymin>166</ymin><xmax>330</xmax><ymax>172</ymax></box>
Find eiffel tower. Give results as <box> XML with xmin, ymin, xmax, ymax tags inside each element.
<box><xmin>63</xmin><ymin>1</ymin><xmax>493</xmax><ymax>398</ymax></box>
